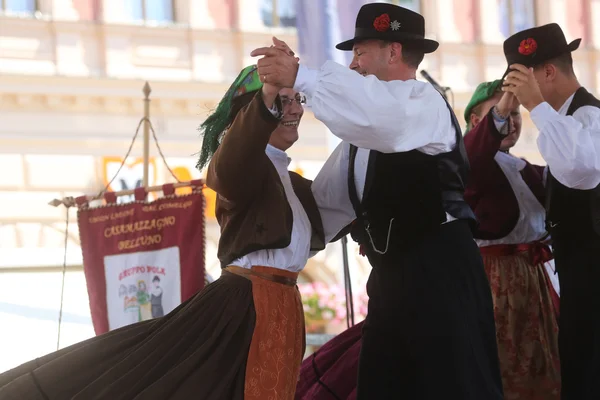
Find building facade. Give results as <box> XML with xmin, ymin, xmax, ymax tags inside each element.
<box><xmin>1</xmin><ymin>0</ymin><xmax>599</xmax><ymax>372</ymax></box>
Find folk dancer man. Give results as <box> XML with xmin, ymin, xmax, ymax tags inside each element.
<box><xmin>252</xmin><ymin>3</ymin><xmax>503</xmax><ymax>399</ymax></box>
<box><xmin>463</xmin><ymin>80</ymin><xmax>561</xmax><ymax>399</ymax></box>
<box><xmin>502</xmin><ymin>23</ymin><xmax>600</xmax><ymax>400</ymax></box>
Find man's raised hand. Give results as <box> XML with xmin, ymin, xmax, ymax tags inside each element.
<box><xmin>501</xmin><ymin>64</ymin><xmax>544</xmax><ymax>111</ymax></box>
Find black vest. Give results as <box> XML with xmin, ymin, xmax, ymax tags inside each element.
<box><xmin>545</xmin><ymin>87</ymin><xmax>600</xmax><ymax>240</ymax></box>
<box><xmin>348</xmin><ymin>99</ymin><xmax>476</xmax><ymax>253</ymax></box>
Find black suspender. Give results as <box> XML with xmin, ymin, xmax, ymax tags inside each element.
<box><xmin>347</xmin><ymin>144</ymin><xmax>363</xmax><ymax>218</ymax></box>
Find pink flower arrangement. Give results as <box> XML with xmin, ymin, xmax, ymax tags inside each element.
<box><xmin>298</xmin><ymin>282</ymin><xmax>369</xmax><ymax>332</ymax></box>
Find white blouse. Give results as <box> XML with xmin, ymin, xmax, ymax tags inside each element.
<box><xmin>474</xmin><ymin>151</ymin><xmax>560</xmax><ymax>295</ymax></box>
<box><xmin>229</xmin><ymin>145</ymin><xmax>312</xmax><ymax>272</ymax></box>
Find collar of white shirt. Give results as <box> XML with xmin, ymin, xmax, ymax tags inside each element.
<box><xmin>266</xmin><ymin>144</ymin><xmax>291</xmax><ymax>167</ymax></box>
<box><xmin>557</xmin><ymin>92</ymin><xmax>576</xmax><ymax>115</ymax></box>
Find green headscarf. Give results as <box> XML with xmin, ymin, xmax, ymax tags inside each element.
<box><xmin>463</xmin><ymin>79</ymin><xmax>502</xmax><ymax>133</ymax></box>
<box><xmin>196</xmin><ymin>65</ymin><xmax>263</xmax><ymax>171</ymax></box>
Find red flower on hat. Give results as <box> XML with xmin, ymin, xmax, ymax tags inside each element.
<box><xmin>373</xmin><ymin>13</ymin><xmax>391</xmax><ymax>32</ymax></box>
<box><xmin>518</xmin><ymin>38</ymin><xmax>537</xmax><ymax>55</ymax></box>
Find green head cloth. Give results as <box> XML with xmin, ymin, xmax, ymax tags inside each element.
<box><xmin>196</xmin><ymin>65</ymin><xmax>263</xmax><ymax>171</ymax></box>
<box><xmin>463</xmin><ymin>79</ymin><xmax>502</xmax><ymax>133</ymax></box>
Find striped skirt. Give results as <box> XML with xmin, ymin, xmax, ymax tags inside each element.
<box><xmin>480</xmin><ymin>244</ymin><xmax>561</xmax><ymax>400</ymax></box>
<box><xmin>0</xmin><ymin>265</ymin><xmax>305</xmax><ymax>400</ymax></box>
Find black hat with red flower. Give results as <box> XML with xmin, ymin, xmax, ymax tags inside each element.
<box><xmin>336</xmin><ymin>3</ymin><xmax>438</xmax><ymax>53</ymax></box>
<box><xmin>502</xmin><ymin>23</ymin><xmax>581</xmax><ymax>78</ymax></box>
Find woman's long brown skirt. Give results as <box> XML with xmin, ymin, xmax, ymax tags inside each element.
<box><xmin>0</xmin><ymin>266</ymin><xmax>304</xmax><ymax>400</ymax></box>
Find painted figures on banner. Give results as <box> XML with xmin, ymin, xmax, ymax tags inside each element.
<box><xmin>105</xmin><ymin>246</ymin><xmax>181</xmax><ymax>329</ymax></box>
<box><xmin>117</xmin><ymin>270</ymin><xmax>166</xmax><ymax>321</ymax></box>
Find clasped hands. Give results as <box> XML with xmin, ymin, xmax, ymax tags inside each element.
<box><xmin>251</xmin><ymin>37</ymin><xmax>300</xmax><ymax>96</ymax></box>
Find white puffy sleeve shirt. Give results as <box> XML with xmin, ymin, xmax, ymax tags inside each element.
<box><xmin>532</xmin><ymin>93</ymin><xmax>600</xmax><ymax>190</ymax></box>
<box><xmin>295</xmin><ymin>61</ymin><xmax>458</xmax><ymax>243</ymax></box>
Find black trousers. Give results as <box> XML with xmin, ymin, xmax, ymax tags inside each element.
<box><xmin>554</xmin><ymin>236</ymin><xmax>600</xmax><ymax>400</ymax></box>
<box><xmin>356</xmin><ymin>220</ymin><xmax>504</xmax><ymax>400</ymax></box>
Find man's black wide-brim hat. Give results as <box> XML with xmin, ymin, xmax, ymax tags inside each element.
<box><xmin>336</xmin><ymin>3</ymin><xmax>439</xmax><ymax>53</ymax></box>
<box><xmin>501</xmin><ymin>23</ymin><xmax>581</xmax><ymax>79</ymax></box>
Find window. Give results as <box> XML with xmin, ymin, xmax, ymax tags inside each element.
<box><xmin>260</xmin><ymin>0</ymin><xmax>296</xmax><ymax>28</ymax></box>
<box><xmin>72</xmin><ymin>0</ymin><xmax>102</xmax><ymax>22</ymax></box>
<box><xmin>1</xmin><ymin>0</ymin><xmax>37</xmax><ymax>16</ymax></box>
<box><xmin>380</xmin><ymin>0</ymin><xmax>420</xmax><ymax>13</ymax></box>
<box><xmin>124</xmin><ymin>0</ymin><xmax>174</xmax><ymax>25</ymax></box>
<box><xmin>498</xmin><ymin>0</ymin><xmax>535</xmax><ymax>37</ymax></box>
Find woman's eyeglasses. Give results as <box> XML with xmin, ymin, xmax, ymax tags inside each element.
<box><xmin>281</xmin><ymin>95</ymin><xmax>307</xmax><ymax>107</ymax></box>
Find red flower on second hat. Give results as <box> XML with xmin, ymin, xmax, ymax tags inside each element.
<box><xmin>518</xmin><ymin>38</ymin><xmax>537</xmax><ymax>55</ymax></box>
<box><xmin>373</xmin><ymin>13</ymin><xmax>391</xmax><ymax>32</ymax></box>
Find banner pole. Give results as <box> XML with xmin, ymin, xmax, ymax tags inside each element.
<box><xmin>56</xmin><ymin>207</ymin><xmax>70</xmax><ymax>350</ymax></box>
<box><xmin>48</xmin><ymin>180</ymin><xmax>204</xmax><ymax>208</ymax></box>
<box><xmin>142</xmin><ymin>82</ymin><xmax>151</xmax><ymax>188</ymax></box>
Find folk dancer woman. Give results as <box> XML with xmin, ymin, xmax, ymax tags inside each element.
<box><xmin>463</xmin><ymin>80</ymin><xmax>561</xmax><ymax>400</ymax></box>
<box><xmin>0</xmin><ymin>65</ymin><xmax>325</xmax><ymax>400</ymax></box>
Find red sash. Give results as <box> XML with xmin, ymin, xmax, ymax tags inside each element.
<box><xmin>479</xmin><ymin>241</ymin><xmax>553</xmax><ymax>266</ymax></box>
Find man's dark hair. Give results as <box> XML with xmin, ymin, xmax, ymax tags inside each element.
<box><xmin>380</xmin><ymin>40</ymin><xmax>425</xmax><ymax>68</ymax></box>
<box><xmin>401</xmin><ymin>44</ymin><xmax>425</xmax><ymax>68</ymax></box>
<box><xmin>537</xmin><ymin>52</ymin><xmax>575</xmax><ymax>76</ymax></box>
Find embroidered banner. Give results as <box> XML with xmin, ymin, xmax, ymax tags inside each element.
<box><xmin>76</xmin><ymin>181</ymin><xmax>206</xmax><ymax>335</ymax></box>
